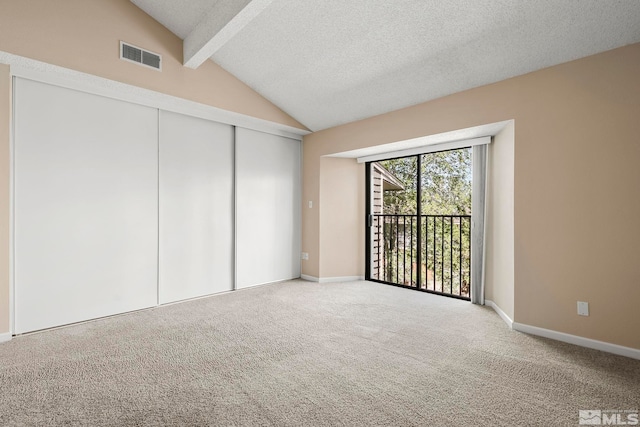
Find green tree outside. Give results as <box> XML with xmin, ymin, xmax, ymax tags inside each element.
<box><xmin>375</xmin><ymin>148</ymin><xmax>472</xmax><ymax>296</ymax></box>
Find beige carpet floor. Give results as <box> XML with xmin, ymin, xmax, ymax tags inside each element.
<box><xmin>0</xmin><ymin>280</ymin><xmax>639</xmax><ymax>426</ymax></box>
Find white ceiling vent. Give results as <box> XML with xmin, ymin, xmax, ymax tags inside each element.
<box><xmin>120</xmin><ymin>41</ymin><xmax>162</xmax><ymax>71</ymax></box>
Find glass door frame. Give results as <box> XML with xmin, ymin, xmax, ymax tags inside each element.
<box><xmin>364</xmin><ymin>150</ymin><xmax>472</xmax><ymax>301</ymax></box>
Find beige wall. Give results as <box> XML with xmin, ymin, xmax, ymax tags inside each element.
<box><xmin>318</xmin><ymin>158</ymin><xmax>365</xmax><ymax>278</ymax></box>
<box><xmin>0</xmin><ymin>0</ymin><xmax>305</xmax><ymax>130</ymax></box>
<box><xmin>484</xmin><ymin>121</ymin><xmax>515</xmax><ymax>320</ymax></box>
<box><xmin>303</xmin><ymin>43</ymin><xmax>640</xmax><ymax>349</ymax></box>
<box><xmin>0</xmin><ymin>64</ymin><xmax>9</xmax><ymax>334</ymax></box>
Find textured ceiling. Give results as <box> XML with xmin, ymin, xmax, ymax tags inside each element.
<box><xmin>132</xmin><ymin>0</ymin><xmax>640</xmax><ymax>131</ymax></box>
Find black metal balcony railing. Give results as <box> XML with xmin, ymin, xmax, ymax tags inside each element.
<box><xmin>371</xmin><ymin>214</ymin><xmax>471</xmax><ymax>300</ymax></box>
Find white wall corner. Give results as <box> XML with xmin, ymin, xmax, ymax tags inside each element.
<box><xmin>485</xmin><ymin>299</ymin><xmax>513</xmax><ymax>329</ymax></box>
<box><xmin>301</xmin><ymin>275</ymin><xmax>364</xmax><ymax>283</ymax></box>
<box><xmin>0</xmin><ymin>332</ymin><xmax>12</xmax><ymax>344</ymax></box>
<box><xmin>318</xmin><ymin>276</ymin><xmax>365</xmax><ymax>283</ymax></box>
<box><xmin>512</xmin><ymin>322</ymin><xmax>640</xmax><ymax>361</ymax></box>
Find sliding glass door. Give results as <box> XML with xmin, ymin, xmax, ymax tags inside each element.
<box><xmin>366</xmin><ymin>149</ymin><xmax>472</xmax><ymax>300</ymax></box>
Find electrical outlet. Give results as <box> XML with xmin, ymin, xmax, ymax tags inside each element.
<box><xmin>577</xmin><ymin>301</ymin><xmax>589</xmax><ymax>316</ymax></box>
<box><xmin>308</xmin><ymin>201</ymin><xmax>313</xmax><ymax>208</ymax></box>
<box><xmin>301</xmin><ymin>252</ymin><xmax>309</xmax><ymax>260</ymax></box>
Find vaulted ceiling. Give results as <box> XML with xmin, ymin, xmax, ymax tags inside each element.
<box><xmin>131</xmin><ymin>0</ymin><xmax>640</xmax><ymax>131</ymax></box>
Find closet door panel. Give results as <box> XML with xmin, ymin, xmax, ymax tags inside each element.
<box><xmin>14</xmin><ymin>78</ymin><xmax>158</xmax><ymax>333</ymax></box>
<box><xmin>159</xmin><ymin>111</ymin><xmax>234</xmax><ymax>303</ymax></box>
<box><xmin>236</xmin><ymin>128</ymin><xmax>301</xmax><ymax>289</ymax></box>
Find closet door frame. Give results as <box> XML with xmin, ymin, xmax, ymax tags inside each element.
<box><xmin>13</xmin><ymin>77</ymin><xmax>160</xmax><ymax>333</ymax></box>
<box><xmin>235</xmin><ymin>127</ymin><xmax>302</xmax><ymax>289</ymax></box>
<box><xmin>6</xmin><ymin>57</ymin><xmax>305</xmax><ymax>336</ymax></box>
<box><xmin>158</xmin><ymin>110</ymin><xmax>234</xmax><ymax>304</ymax></box>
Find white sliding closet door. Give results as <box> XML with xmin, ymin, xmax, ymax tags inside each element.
<box><xmin>159</xmin><ymin>111</ymin><xmax>234</xmax><ymax>303</ymax></box>
<box><xmin>236</xmin><ymin>128</ymin><xmax>301</xmax><ymax>288</ymax></box>
<box><xmin>14</xmin><ymin>78</ymin><xmax>158</xmax><ymax>334</ymax></box>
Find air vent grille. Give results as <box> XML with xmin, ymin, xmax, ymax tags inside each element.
<box><xmin>142</xmin><ymin>51</ymin><xmax>161</xmax><ymax>69</ymax></box>
<box><xmin>120</xmin><ymin>42</ymin><xmax>161</xmax><ymax>71</ymax></box>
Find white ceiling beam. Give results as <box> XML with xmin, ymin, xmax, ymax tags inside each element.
<box><xmin>183</xmin><ymin>0</ymin><xmax>273</xmax><ymax>69</ymax></box>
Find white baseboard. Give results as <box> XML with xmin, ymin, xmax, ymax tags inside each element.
<box><xmin>301</xmin><ymin>275</ymin><xmax>364</xmax><ymax>283</ymax></box>
<box><xmin>512</xmin><ymin>322</ymin><xmax>640</xmax><ymax>361</ymax></box>
<box><xmin>485</xmin><ymin>299</ymin><xmax>513</xmax><ymax>329</ymax></box>
<box><xmin>0</xmin><ymin>332</ymin><xmax>12</xmax><ymax>343</ymax></box>
<box><xmin>484</xmin><ymin>300</ymin><xmax>639</xmax><ymax>360</ymax></box>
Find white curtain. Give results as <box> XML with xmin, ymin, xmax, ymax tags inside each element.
<box><xmin>471</xmin><ymin>144</ymin><xmax>488</xmax><ymax>305</ymax></box>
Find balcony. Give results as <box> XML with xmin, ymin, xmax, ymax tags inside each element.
<box><xmin>371</xmin><ymin>214</ymin><xmax>471</xmax><ymax>300</ymax></box>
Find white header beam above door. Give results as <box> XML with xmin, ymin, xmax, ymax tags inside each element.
<box><xmin>327</xmin><ymin>120</ymin><xmax>510</xmax><ymax>161</ymax></box>
<box><xmin>183</xmin><ymin>0</ymin><xmax>273</xmax><ymax>69</ymax></box>
<box><xmin>356</xmin><ymin>137</ymin><xmax>491</xmax><ymax>163</ymax></box>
